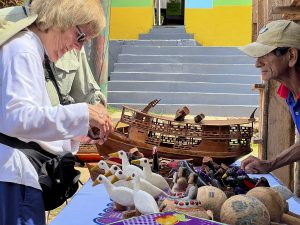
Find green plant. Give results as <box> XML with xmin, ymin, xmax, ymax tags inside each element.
<box><xmin>107</xmin><ymin>105</ymin><xmax>121</xmax><ymax>114</ymax></box>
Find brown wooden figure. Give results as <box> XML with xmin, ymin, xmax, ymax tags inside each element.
<box><xmin>186</xmin><ymin>173</ymin><xmax>199</xmax><ymax>199</ymax></box>
<box><xmin>129</xmin><ymin>147</ymin><xmax>144</xmax><ymax>160</ymax></box>
<box><xmin>194</xmin><ymin>113</ymin><xmax>205</xmax><ymax>123</ymax></box>
<box><xmin>174</xmin><ymin>106</ymin><xmax>190</xmax><ymax>121</ymax></box>
<box><xmin>178</xmin><ymin>167</ymin><xmax>188</xmax><ymax>178</ymax></box>
<box><xmin>151</xmin><ymin>146</ymin><xmax>159</xmax><ymax>173</ymax></box>
<box><xmin>172</xmin><ymin>177</ymin><xmax>188</xmax><ymax>193</ymax></box>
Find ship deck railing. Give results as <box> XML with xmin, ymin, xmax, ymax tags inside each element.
<box><xmin>120</xmin><ymin>115</ymin><xmax>252</xmax><ymax>140</ymax></box>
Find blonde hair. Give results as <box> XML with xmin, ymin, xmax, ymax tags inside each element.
<box><xmin>30</xmin><ymin>0</ymin><xmax>105</xmax><ymax>37</ymax></box>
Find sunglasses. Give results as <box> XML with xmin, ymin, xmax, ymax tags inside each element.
<box><xmin>76</xmin><ymin>25</ymin><xmax>86</xmax><ymax>43</ymax></box>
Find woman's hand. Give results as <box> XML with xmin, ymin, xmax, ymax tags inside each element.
<box><xmin>87</xmin><ymin>104</ymin><xmax>113</xmax><ymax>142</ymax></box>
<box><xmin>73</xmin><ymin>135</ymin><xmax>107</xmax><ymax>145</ymax></box>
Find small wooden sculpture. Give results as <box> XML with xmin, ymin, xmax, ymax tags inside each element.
<box><xmin>131</xmin><ymin>173</ymin><xmax>160</xmax><ymax>215</ymax></box>
<box><xmin>93</xmin><ymin>175</ymin><xmax>135</xmax><ymax>210</ymax></box>
<box><xmin>109</xmin><ymin>150</ymin><xmax>144</xmax><ymax>178</ymax></box>
<box><xmin>151</xmin><ymin>146</ymin><xmax>160</xmax><ymax>173</ymax></box>
<box><xmin>96</xmin><ymin>102</ymin><xmax>255</xmax><ymax>166</ymax></box>
<box><xmin>185</xmin><ymin>173</ymin><xmax>199</xmax><ymax>200</ymax></box>
<box><xmin>128</xmin><ymin>147</ymin><xmax>144</xmax><ymax>160</ymax></box>
<box><xmin>202</xmin><ymin>157</ymin><xmax>220</xmax><ymax>174</ymax></box>
<box><xmin>172</xmin><ymin>177</ymin><xmax>188</xmax><ymax>193</ymax></box>
<box><xmin>194</xmin><ymin>113</ymin><xmax>205</xmax><ymax>123</ymax></box>
<box><xmin>111</xmin><ymin>168</ymin><xmax>173</xmax><ymax>200</ymax></box>
<box><xmin>255</xmin><ymin>177</ymin><xmax>270</xmax><ymax>187</ymax></box>
<box><xmin>90</xmin><ymin>160</ymin><xmax>107</xmax><ymax>174</ymax></box>
<box><xmin>174</xmin><ymin>106</ymin><xmax>190</xmax><ymax>121</ymax></box>
<box><xmin>90</xmin><ymin>160</ymin><xmax>120</xmax><ymax>181</ymax></box>
<box><xmin>110</xmin><ymin>169</ymin><xmax>133</xmax><ymax>189</ymax></box>
<box><xmin>178</xmin><ymin>160</ymin><xmax>208</xmax><ymax>186</ymax></box>
<box><xmin>131</xmin><ymin>157</ymin><xmax>171</xmax><ymax>192</ymax></box>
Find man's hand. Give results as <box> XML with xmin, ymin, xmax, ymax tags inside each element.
<box><xmin>88</xmin><ymin>104</ymin><xmax>113</xmax><ymax>142</ymax></box>
<box><xmin>241</xmin><ymin>155</ymin><xmax>272</xmax><ymax>174</ymax></box>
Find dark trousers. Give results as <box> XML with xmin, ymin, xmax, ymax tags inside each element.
<box><xmin>0</xmin><ymin>182</ymin><xmax>45</xmax><ymax>225</ymax></box>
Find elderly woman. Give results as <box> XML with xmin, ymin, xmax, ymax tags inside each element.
<box><xmin>0</xmin><ymin>0</ymin><xmax>112</xmax><ymax>224</ymax></box>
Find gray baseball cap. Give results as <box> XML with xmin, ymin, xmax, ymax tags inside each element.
<box><xmin>239</xmin><ymin>20</ymin><xmax>300</xmax><ymax>57</ymax></box>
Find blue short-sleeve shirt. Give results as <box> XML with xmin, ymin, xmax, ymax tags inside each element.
<box><xmin>278</xmin><ymin>84</ymin><xmax>300</xmax><ymax>133</ymax></box>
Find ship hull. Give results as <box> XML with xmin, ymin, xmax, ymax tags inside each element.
<box><xmin>96</xmin><ymin>131</ymin><xmax>252</xmax><ymax>166</ymax></box>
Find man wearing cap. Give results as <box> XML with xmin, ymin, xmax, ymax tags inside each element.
<box><xmin>0</xmin><ymin>1</ymin><xmax>112</xmax><ymax>223</ymax></box>
<box><xmin>240</xmin><ymin>20</ymin><xmax>300</xmax><ymax>174</ymax></box>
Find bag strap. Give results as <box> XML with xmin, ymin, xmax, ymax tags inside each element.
<box><xmin>0</xmin><ymin>132</ymin><xmax>55</xmax><ymax>158</ymax></box>
<box><xmin>44</xmin><ymin>55</ymin><xmax>64</xmax><ymax>104</ymax></box>
<box><xmin>44</xmin><ymin>55</ymin><xmax>74</xmax><ymax>105</ymax></box>
<box><xmin>0</xmin><ymin>133</ymin><xmax>84</xmax><ymax>166</ymax></box>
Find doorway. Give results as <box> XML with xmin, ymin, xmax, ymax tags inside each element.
<box><xmin>154</xmin><ymin>0</ymin><xmax>185</xmax><ymax>26</ymax></box>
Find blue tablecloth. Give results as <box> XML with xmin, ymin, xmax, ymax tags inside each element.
<box><xmin>50</xmin><ymin>173</ymin><xmax>300</xmax><ymax>225</ymax></box>
<box><xmin>50</xmin><ymin>179</ymin><xmax>111</xmax><ymax>225</ymax></box>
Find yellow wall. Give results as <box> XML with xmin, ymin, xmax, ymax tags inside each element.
<box><xmin>110</xmin><ymin>7</ymin><xmax>153</xmax><ymax>40</ymax></box>
<box><xmin>185</xmin><ymin>6</ymin><xmax>252</xmax><ymax>46</ymax></box>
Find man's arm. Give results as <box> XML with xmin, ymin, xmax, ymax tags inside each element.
<box><xmin>268</xmin><ymin>142</ymin><xmax>300</xmax><ymax>171</ymax></box>
<box><xmin>241</xmin><ymin>142</ymin><xmax>300</xmax><ymax>173</ymax></box>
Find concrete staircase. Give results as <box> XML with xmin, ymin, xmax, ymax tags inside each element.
<box><xmin>108</xmin><ymin>26</ymin><xmax>261</xmax><ymax>117</ymax></box>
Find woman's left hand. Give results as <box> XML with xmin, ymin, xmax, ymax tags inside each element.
<box><xmin>73</xmin><ymin>134</ymin><xmax>107</xmax><ymax>145</ymax></box>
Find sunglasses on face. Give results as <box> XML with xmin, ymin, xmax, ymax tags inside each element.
<box><xmin>76</xmin><ymin>25</ymin><xmax>86</xmax><ymax>43</ymax></box>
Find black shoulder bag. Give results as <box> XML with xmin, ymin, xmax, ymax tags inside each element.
<box><xmin>0</xmin><ymin>132</ymin><xmax>81</xmax><ymax>211</ymax></box>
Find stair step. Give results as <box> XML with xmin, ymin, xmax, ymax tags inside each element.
<box><xmin>121</xmin><ymin>46</ymin><xmax>245</xmax><ymax>55</ymax></box>
<box><xmin>108</xmin><ymin>81</ymin><xmax>257</xmax><ymax>94</ymax></box>
<box><xmin>150</xmin><ymin>26</ymin><xmax>186</xmax><ymax>33</ymax></box>
<box><xmin>110</xmin><ymin>72</ymin><xmax>260</xmax><ymax>84</ymax></box>
<box><xmin>108</xmin><ymin>91</ymin><xmax>259</xmax><ymax>106</ymax></box>
<box><xmin>117</xmin><ymin>54</ymin><xmax>255</xmax><ymax>64</ymax></box>
<box><xmin>122</xmin><ymin>40</ymin><xmax>198</xmax><ymax>46</ymax></box>
<box><xmin>107</xmin><ymin>103</ymin><xmax>257</xmax><ymax>117</ymax></box>
<box><xmin>139</xmin><ymin>33</ymin><xmax>194</xmax><ymax>40</ymax></box>
<box><xmin>108</xmin><ymin>26</ymin><xmax>260</xmax><ymax>117</ymax></box>
<box><xmin>113</xmin><ymin>63</ymin><xmax>259</xmax><ymax>74</ymax></box>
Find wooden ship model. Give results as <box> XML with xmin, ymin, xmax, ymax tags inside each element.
<box><xmin>96</xmin><ymin>99</ymin><xmax>256</xmax><ymax>165</ymax></box>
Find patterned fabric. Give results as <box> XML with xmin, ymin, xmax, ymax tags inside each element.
<box><xmin>123</xmin><ymin>213</ymin><xmax>160</xmax><ymax>225</ymax></box>
<box><xmin>93</xmin><ymin>201</ymin><xmax>226</xmax><ymax>225</ymax></box>
<box><xmin>93</xmin><ymin>202</ymin><xmax>123</xmax><ymax>225</ymax></box>
<box><xmin>108</xmin><ymin>211</ymin><xmax>226</xmax><ymax>225</ymax></box>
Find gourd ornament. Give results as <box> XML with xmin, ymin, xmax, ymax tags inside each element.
<box><xmin>246</xmin><ymin>187</ymin><xmax>300</xmax><ymax>225</ymax></box>
<box><xmin>196</xmin><ymin>186</ymin><xmax>227</xmax><ymax>221</ymax></box>
<box><xmin>220</xmin><ymin>195</ymin><xmax>270</xmax><ymax>225</ymax></box>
